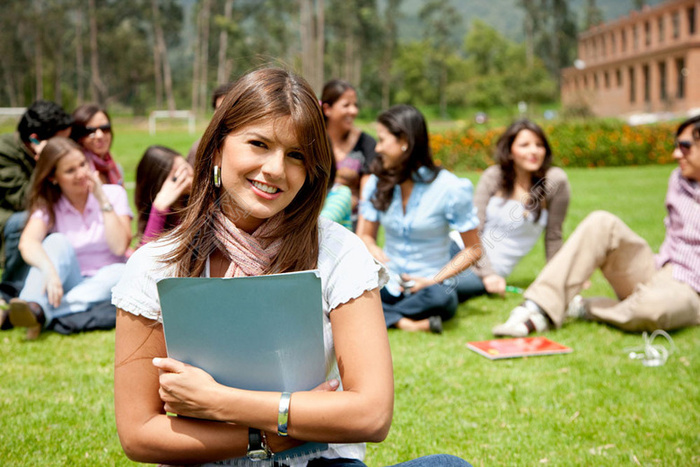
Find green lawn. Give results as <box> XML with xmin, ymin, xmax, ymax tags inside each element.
<box><xmin>0</xmin><ymin>122</ymin><xmax>698</xmax><ymax>465</ymax></box>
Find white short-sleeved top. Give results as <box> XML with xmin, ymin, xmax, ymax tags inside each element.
<box><xmin>112</xmin><ymin>217</ymin><xmax>388</xmax><ymax>466</ymax></box>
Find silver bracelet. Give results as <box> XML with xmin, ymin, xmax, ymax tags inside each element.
<box><xmin>277</xmin><ymin>392</ymin><xmax>291</xmax><ymax>437</ymax></box>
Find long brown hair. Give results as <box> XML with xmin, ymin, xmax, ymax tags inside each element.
<box><xmin>28</xmin><ymin>137</ymin><xmax>85</xmax><ymax>229</ymax></box>
<box><xmin>494</xmin><ymin>119</ymin><xmax>553</xmax><ymax>221</ymax></box>
<box><xmin>165</xmin><ymin>68</ymin><xmax>332</xmax><ymax>277</ymax></box>
<box><xmin>370</xmin><ymin>104</ymin><xmax>439</xmax><ymax>212</ymax></box>
<box><xmin>135</xmin><ymin>145</ymin><xmax>188</xmax><ymax>238</ymax></box>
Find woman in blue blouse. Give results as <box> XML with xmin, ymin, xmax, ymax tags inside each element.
<box><xmin>357</xmin><ymin>105</ymin><xmax>481</xmax><ymax>333</ymax></box>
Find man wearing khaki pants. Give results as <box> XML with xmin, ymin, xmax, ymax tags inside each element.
<box><xmin>493</xmin><ymin>115</ymin><xmax>700</xmax><ymax>337</ymax></box>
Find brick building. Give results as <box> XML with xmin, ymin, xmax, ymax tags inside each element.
<box><xmin>561</xmin><ymin>0</ymin><xmax>700</xmax><ymax>118</ymax></box>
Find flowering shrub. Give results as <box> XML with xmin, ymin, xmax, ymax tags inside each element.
<box><xmin>430</xmin><ymin>121</ymin><xmax>677</xmax><ymax>171</ymax></box>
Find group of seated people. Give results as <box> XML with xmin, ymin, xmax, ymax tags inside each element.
<box><xmin>0</xmin><ymin>68</ymin><xmax>697</xmax><ymax>466</ymax></box>
<box><xmin>1</xmin><ymin>78</ymin><xmax>698</xmax><ymax>344</ymax></box>
<box><xmin>0</xmin><ymin>101</ymin><xmax>193</xmax><ymax>339</ymax></box>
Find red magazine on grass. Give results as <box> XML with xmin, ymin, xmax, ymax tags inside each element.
<box><xmin>467</xmin><ymin>337</ymin><xmax>572</xmax><ymax>360</ymax></box>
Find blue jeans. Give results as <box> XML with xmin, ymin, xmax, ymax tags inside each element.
<box><xmin>2</xmin><ymin>211</ymin><xmax>30</xmax><ymax>289</ymax></box>
<box><xmin>381</xmin><ymin>284</ymin><xmax>458</xmax><ymax>328</ymax></box>
<box><xmin>449</xmin><ymin>240</ymin><xmax>487</xmax><ymax>303</ymax></box>
<box><xmin>304</xmin><ymin>455</ymin><xmax>471</xmax><ymax>466</ymax></box>
<box><xmin>18</xmin><ymin>233</ymin><xmax>125</xmax><ymax>325</ymax></box>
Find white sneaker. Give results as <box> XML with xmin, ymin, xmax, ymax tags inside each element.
<box><xmin>492</xmin><ymin>304</ymin><xmax>549</xmax><ymax>337</ymax></box>
<box><xmin>566</xmin><ymin>295</ymin><xmax>586</xmax><ymax>320</ymax></box>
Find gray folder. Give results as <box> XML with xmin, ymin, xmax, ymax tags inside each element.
<box><xmin>157</xmin><ymin>270</ymin><xmax>326</xmax><ymax>392</ymax></box>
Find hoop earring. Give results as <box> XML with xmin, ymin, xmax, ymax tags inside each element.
<box><xmin>213</xmin><ymin>165</ymin><xmax>221</xmax><ymax>188</ymax></box>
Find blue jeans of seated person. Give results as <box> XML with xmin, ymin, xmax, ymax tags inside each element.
<box><xmin>449</xmin><ymin>240</ymin><xmax>487</xmax><ymax>303</ymax></box>
<box><xmin>380</xmin><ymin>284</ymin><xmax>458</xmax><ymax>328</ymax></box>
<box><xmin>2</xmin><ymin>211</ymin><xmax>30</xmax><ymax>289</ymax></box>
<box><xmin>305</xmin><ymin>455</ymin><xmax>472</xmax><ymax>466</ymax></box>
<box><xmin>18</xmin><ymin>233</ymin><xmax>125</xmax><ymax>325</ymax></box>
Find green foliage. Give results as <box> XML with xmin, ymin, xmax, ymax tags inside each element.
<box><xmin>431</xmin><ymin>120</ymin><xmax>678</xmax><ymax>171</ymax></box>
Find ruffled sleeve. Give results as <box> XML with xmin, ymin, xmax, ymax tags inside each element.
<box><xmin>358</xmin><ymin>174</ymin><xmax>380</xmax><ymax>223</ymax></box>
<box><xmin>111</xmin><ymin>240</ymin><xmax>175</xmax><ymax>322</ymax></box>
<box><xmin>318</xmin><ymin>218</ymin><xmax>388</xmax><ymax>312</ymax></box>
<box><xmin>444</xmin><ymin>175</ymin><xmax>479</xmax><ymax>233</ymax></box>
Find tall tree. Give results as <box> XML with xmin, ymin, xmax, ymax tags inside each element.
<box><xmin>88</xmin><ymin>0</ymin><xmax>106</xmax><ymax>105</ymax></box>
<box><xmin>75</xmin><ymin>6</ymin><xmax>85</xmax><ymax>105</ymax></box>
<box><xmin>380</xmin><ymin>0</ymin><xmax>401</xmax><ymax>110</ymax></box>
<box><xmin>299</xmin><ymin>0</ymin><xmax>324</xmax><ymax>93</ymax></box>
<box><xmin>585</xmin><ymin>0</ymin><xmax>604</xmax><ymax>30</ymax></box>
<box><xmin>419</xmin><ymin>0</ymin><xmax>462</xmax><ymax>119</ymax></box>
<box><xmin>216</xmin><ymin>0</ymin><xmax>234</xmax><ymax>85</ymax></box>
<box><xmin>152</xmin><ymin>0</ymin><xmax>176</xmax><ymax>111</ymax></box>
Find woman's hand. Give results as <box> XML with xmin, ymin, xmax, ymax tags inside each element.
<box><xmin>43</xmin><ymin>268</ymin><xmax>64</xmax><ymax>308</ymax></box>
<box><xmin>401</xmin><ymin>274</ymin><xmax>436</xmax><ymax>294</ymax></box>
<box><xmin>152</xmin><ymin>163</ymin><xmax>193</xmax><ymax>212</ymax></box>
<box><xmin>87</xmin><ymin>170</ymin><xmax>108</xmax><ymax>204</ymax></box>
<box><xmin>153</xmin><ymin>357</ymin><xmax>226</xmax><ymax>421</ymax></box>
<box><xmin>367</xmin><ymin>244</ymin><xmax>389</xmax><ymax>264</ymax></box>
<box><xmin>483</xmin><ymin>274</ymin><xmax>506</xmax><ymax>297</ymax></box>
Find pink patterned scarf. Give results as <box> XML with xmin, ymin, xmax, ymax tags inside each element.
<box><xmin>212</xmin><ymin>211</ymin><xmax>283</xmax><ymax>277</ymax></box>
<box><xmin>88</xmin><ymin>150</ymin><xmax>123</xmax><ymax>185</ymax></box>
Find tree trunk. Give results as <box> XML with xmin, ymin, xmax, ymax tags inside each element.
<box><xmin>199</xmin><ymin>0</ymin><xmax>212</xmax><ymax>114</ymax></box>
<box><xmin>152</xmin><ymin>0</ymin><xmax>175</xmax><ymax>111</ymax></box>
<box><xmin>75</xmin><ymin>8</ymin><xmax>85</xmax><ymax>104</ymax></box>
<box><xmin>54</xmin><ymin>42</ymin><xmax>62</xmax><ymax>105</ymax></box>
<box><xmin>88</xmin><ymin>0</ymin><xmax>105</xmax><ymax>104</ymax></box>
<box><xmin>217</xmin><ymin>0</ymin><xmax>234</xmax><ymax>85</ymax></box>
<box><xmin>300</xmin><ymin>0</ymin><xmax>312</xmax><ymax>87</ymax></box>
<box><xmin>314</xmin><ymin>0</ymin><xmax>324</xmax><ymax>93</ymax></box>
<box><xmin>152</xmin><ymin>0</ymin><xmax>163</xmax><ymax>109</ymax></box>
<box><xmin>35</xmin><ymin>32</ymin><xmax>44</xmax><ymax>100</ymax></box>
<box><xmin>192</xmin><ymin>3</ymin><xmax>201</xmax><ymax>112</ymax></box>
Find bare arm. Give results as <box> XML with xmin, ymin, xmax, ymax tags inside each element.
<box><xmin>89</xmin><ymin>171</ymin><xmax>132</xmax><ymax>255</ymax></box>
<box><xmin>355</xmin><ymin>214</ymin><xmax>389</xmax><ymax>264</ymax></box>
<box><xmin>471</xmin><ymin>167</ymin><xmax>500</xmax><ymax>278</ymax></box>
<box><xmin>114</xmin><ymin>289</ymin><xmax>394</xmax><ymax>463</ymax></box>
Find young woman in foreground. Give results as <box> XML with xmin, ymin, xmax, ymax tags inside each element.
<box><xmin>112</xmin><ymin>68</ymin><xmax>470</xmax><ymax>466</ymax></box>
<box><xmin>357</xmin><ymin>104</ymin><xmax>482</xmax><ymax>333</ymax></box>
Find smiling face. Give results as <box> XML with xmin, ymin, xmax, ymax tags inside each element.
<box><xmin>216</xmin><ymin>117</ymin><xmax>307</xmax><ymax>233</ymax></box>
<box><xmin>674</xmin><ymin>125</ymin><xmax>700</xmax><ymax>181</ymax></box>
<box><xmin>375</xmin><ymin>123</ymin><xmax>407</xmax><ymax>170</ymax></box>
<box><xmin>510</xmin><ymin>129</ymin><xmax>547</xmax><ymax>175</ymax></box>
<box><xmin>80</xmin><ymin>111</ymin><xmax>112</xmax><ymax>158</ymax></box>
<box><xmin>52</xmin><ymin>149</ymin><xmax>90</xmax><ymax>200</ymax></box>
<box><xmin>324</xmin><ymin>88</ymin><xmax>358</xmax><ymax>133</ymax></box>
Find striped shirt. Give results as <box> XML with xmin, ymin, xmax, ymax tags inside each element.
<box><xmin>656</xmin><ymin>168</ymin><xmax>700</xmax><ymax>292</ymax></box>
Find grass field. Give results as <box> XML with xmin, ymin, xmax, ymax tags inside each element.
<box><xmin>0</xmin><ymin>123</ymin><xmax>698</xmax><ymax>465</ymax></box>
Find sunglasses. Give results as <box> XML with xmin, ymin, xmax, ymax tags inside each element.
<box><xmin>85</xmin><ymin>124</ymin><xmax>111</xmax><ymax>137</ymax></box>
<box><xmin>675</xmin><ymin>139</ymin><xmax>693</xmax><ymax>156</ymax></box>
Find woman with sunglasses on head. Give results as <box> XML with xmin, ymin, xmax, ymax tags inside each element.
<box><xmin>356</xmin><ymin>104</ymin><xmax>482</xmax><ymax>334</ymax></box>
<box><xmin>5</xmin><ymin>137</ymin><xmax>132</xmax><ymax>339</ymax></box>
<box><xmin>70</xmin><ymin>104</ymin><xmax>123</xmax><ymax>186</ymax></box>
<box><xmin>112</xmin><ymin>68</ymin><xmax>470</xmax><ymax>466</ymax></box>
<box><xmin>449</xmin><ymin>119</ymin><xmax>570</xmax><ymax>303</ymax></box>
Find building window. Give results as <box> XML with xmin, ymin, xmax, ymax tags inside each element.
<box><xmin>676</xmin><ymin>58</ymin><xmax>686</xmax><ymax>98</ymax></box>
<box><xmin>584</xmin><ymin>75</ymin><xmax>588</xmax><ymax>87</ymax></box>
<box><xmin>594</xmin><ymin>73</ymin><xmax>599</xmax><ymax>89</ymax></box>
<box><xmin>622</xmin><ymin>29</ymin><xmax>627</xmax><ymax>52</ymax></box>
<box><xmin>673</xmin><ymin>11</ymin><xmax>680</xmax><ymax>39</ymax></box>
<box><xmin>643</xmin><ymin>64</ymin><xmax>650</xmax><ymax>103</ymax></box>
<box><xmin>629</xmin><ymin>67</ymin><xmax>636</xmax><ymax>103</ymax></box>
<box><xmin>688</xmin><ymin>7</ymin><xmax>696</xmax><ymax>35</ymax></box>
<box><xmin>604</xmin><ymin>71</ymin><xmax>610</xmax><ymax>89</ymax></box>
<box><xmin>645</xmin><ymin>21</ymin><xmax>651</xmax><ymax>46</ymax></box>
<box><xmin>658</xmin><ymin>61</ymin><xmax>667</xmax><ymax>101</ymax></box>
<box><xmin>616</xmin><ymin>69</ymin><xmax>622</xmax><ymax>87</ymax></box>
<box><xmin>634</xmin><ymin>24</ymin><xmax>639</xmax><ymax>49</ymax></box>
<box><xmin>658</xmin><ymin>16</ymin><xmax>665</xmax><ymax>43</ymax></box>
<box><xmin>611</xmin><ymin>32</ymin><xmax>616</xmax><ymax>54</ymax></box>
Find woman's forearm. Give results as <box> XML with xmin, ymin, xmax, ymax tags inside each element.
<box><xmin>102</xmin><ymin>211</ymin><xmax>132</xmax><ymax>255</ymax></box>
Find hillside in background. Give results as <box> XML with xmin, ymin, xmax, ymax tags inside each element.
<box><xmin>396</xmin><ymin>0</ymin><xmax>666</xmax><ymax>42</ymax></box>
